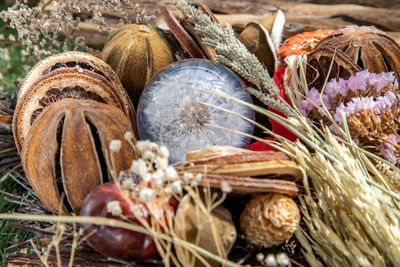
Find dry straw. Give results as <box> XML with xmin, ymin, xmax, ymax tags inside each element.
<box><xmin>1</xmin><ymin>0</ymin><xmax>400</xmax><ymax>266</ymax></box>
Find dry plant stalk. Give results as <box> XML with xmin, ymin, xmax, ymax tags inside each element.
<box><xmin>162</xmin><ymin>3</ymin><xmax>400</xmax><ymax>262</ymax></box>
<box><xmin>286</xmin><ymin>133</ymin><xmax>400</xmax><ymax>267</ymax></box>
<box><xmin>30</xmin><ymin>222</ymin><xmax>89</xmax><ymax>267</ymax></box>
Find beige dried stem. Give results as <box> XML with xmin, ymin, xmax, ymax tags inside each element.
<box><xmin>165</xmin><ymin>76</ymin><xmax>400</xmax><ymax>267</ymax></box>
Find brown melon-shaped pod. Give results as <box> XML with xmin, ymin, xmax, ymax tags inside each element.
<box><xmin>307</xmin><ymin>26</ymin><xmax>400</xmax><ymax>90</ymax></box>
<box><xmin>306</xmin><ymin>47</ymin><xmax>362</xmax><ymax>90</ymax></box>
<box><xmin>101</xmin><ymin>23</ymin><xmax>178</xmax><ymax>106</ymax></box>
<box><xmin>13</xmin><ymin>68</ymin><xmax>136</xmax><ymax>152</ymax></box>
<box><xmin>313</xmin><ymin>26</ymin><xmax>400</xmax><ymax>77</ymax></box>
<box><xmin>21</xmin><ymin>99</ymin><xmax>136</xmax><ymax>214</ymax></box>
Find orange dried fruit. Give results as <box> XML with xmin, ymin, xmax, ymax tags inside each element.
<box><xmin>22</xmin><ymin>99</ymin><xmax>136</xmax><ymax>214</ymax></box>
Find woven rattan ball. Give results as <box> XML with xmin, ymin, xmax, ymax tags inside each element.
<box><xmin>240</xmin><ymin>193</ymin><xmax>300</xmax><ymax>247</ymax></box>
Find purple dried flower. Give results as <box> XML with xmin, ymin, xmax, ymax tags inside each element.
<box><xmin>380</xmin><ymin>135</ymin><xmax>399</xmax><ymax>164</ymax></box>
<box><xmin>324</xmin><ymin>77</ymin><xmax>348</xmax><ymax>98</ymax></box>
<box><xmin>307</xmin><ymin>88</ymin><xmax>322</xmax><ymax>105</ymax></box>
<box><xmin>347</xmin><ymin>75</ymin><xmax>365</xmax><ymax>92</ymax></box>
<box><xmin>302</xmin><ymin>69</ymin><xmax>400</xmax><ymax>163</ymax></box>
<box><xmin>388</xmin><ymin>134</ymin><xmax>399</xmax><ymax>144</ymax></box>
<box><xmin>299</xmin><ymin>100</ymin><xmax>313</xmax><ymax>116</ymax></box>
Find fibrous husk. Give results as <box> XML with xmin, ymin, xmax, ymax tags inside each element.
<box><xmin>306</xmin><ymin>47</ymin><xmax>362</xmax><ymax>90</ymax></box>
<box><xmin>101</xmin><ymin>24</ymin><xmax>179</xmax><ymax>106</ymax></box>
<box><xmin>21</xmin><ymin>98</ymin><xmax>136</xmax><ymax>214</ymax></box>
<box><xmin>174</xmin><ymin>195</ymin><xmax>237</xmax><ymax>267</ymax></box>
<box><xmin>307</xmin><ymin>26</ymin><xmax>400</xmax><ymax>90</ymax></box>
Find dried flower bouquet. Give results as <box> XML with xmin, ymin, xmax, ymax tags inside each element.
<box><xmin>0</xmin><ymin>0</ymin><xmax>400</xmax><ymax>267</ymax></box>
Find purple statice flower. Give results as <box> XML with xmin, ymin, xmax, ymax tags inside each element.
<box><xmin>299</xmin><ymin>99</ymin><xmax>313</xmax><ymax>116</ymax></box>
<box><xmin>380</xmin><ymin>134</ymin><xmax>399</xmax><ymax>164</ymax></box>
<box><xmin>302</xmin><ymin>88</ymin><xmax>332</xmax><ymax>115</ymax></box>
<box><xmin>347</xmin><ymin>71</ymin><xmax>368</xmax><ymax>92</ymax></box>
<box><xmin>373</xmin><ymin>91</ymin><xmax>398</xmax><ymax>113</ymax></box>
<box><xmin>324</xmin><ymin>77</ymin><xmax>348</xmax><ymax>98</ymax></box>
<box><xmin>307</xmin><ymin>88</ymin><xmax>322</xmax><ymax>105</ymax></box>
<box><xmin>333</xmin><ymin>91</ymin><xmax>398</xmax><ymax>123</ymax></box>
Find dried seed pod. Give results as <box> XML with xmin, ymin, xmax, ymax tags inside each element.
<box><xmin>306</xmin><ymin>47</ymin><xmax>362</xmax><ymax>90</ymax></box>
<box><xmin>174</xmin><ymin>195</ymin><xmax>237</xmax><ymax>267</ymax></box>
<box><xmin>18</xmin><ymin>52</ymin><xmax>127</xmax><ymax>99</ymax></box>
<box><xmin>22</xmin><ymin>99</ymin><xmax>136</xmax><ymax>214</ymax></box>
<box><xmin>160</xmin><ymin>6</ymin><xmax>207</xmax><ymax>60</ymax></box>
<box><xmin>307</xmin><ymin>26</ymin><xmax>400</xmax><ymax>90</ymax></box>
<box><xmin>238</xmin><ymin>22</ymin><xmax>278</xmax><ymax>76</ymax></box>
<box><xmin>14</xmin><ymin>52</ymin><xmax>136</xmax><ymax>152</ymax></box>
<box><xmin>101</xmin><ymin>24</ymin><xmax>178</xmax><ymax>106</ymax></box>
<box><xmin>240</xmin><ymin>193</ymin><xmax>300</xmax><ymax>248</ymax></box>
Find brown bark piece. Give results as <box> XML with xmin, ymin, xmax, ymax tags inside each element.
<box><xmin>160</xmin><ymin>6</ymin><xmax>207</xmax><ymax>59</ymax></box>
<box><xmin>180</xmin><ymin>172</ymin><xmax>299</xmax><ymax>197</ymax></box>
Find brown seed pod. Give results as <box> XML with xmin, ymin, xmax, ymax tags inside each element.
<box><xmin>18</xmin><ymin>51</ymin><xmax>131</xmax><ymax>103</ymax></box>
<box><xmin>101</xmin><ymin>24</ymin><xmax>178</xmax><ymax>106</ymax></box>
<box><xmin>21</xmin><ymin>99</ymin><xmax>136</xmax><ymax>214</ymax></box>
<box><xmin>306</xmin><ymin>47</ymin><xmax>362</xmax><ymax>90</ymax></box>
<box><xmin>14</xmin><ymin>52</ymin><xmax>136</xmax><ymax>152</ymax></box>
<box><xmin>13</xmin><ymin>69</ymin><xmax>135</xmax><ymax>152</ymax></box>
<box><xmin>240</xmin><ymin>193</ymin><xmax>300</xmax><ymax>248</ymax></box>
<box><xmin>307</xmin><ymin>26</ymin><xmax>400</xmax><ymax>89</ymax></box>
<box><xmin>174</xmin><ymin>195</ymin><xmax>237</xmax><ymax>267</ymax></box>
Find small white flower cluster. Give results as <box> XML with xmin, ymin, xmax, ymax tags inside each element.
<box><xmin>106</xmin><ymin>200</ymin><xmax>123</xmax><ymax>216</ymax></box>
<box><xmin>129</xmin><ymin>140</ymin><xmax>182</xmax><ymax>202</ymax></box>
<box><xmin>183</xmin><ymin>172</ymin><xmax>203</xmax><ymax>187</ymax></box>
<box><xmin>256</xmin><ymin>252</ymin><xmax>291</xmax><ymax>267</ymax></box>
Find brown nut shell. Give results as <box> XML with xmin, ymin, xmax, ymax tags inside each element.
<box><xmin>101</xmin><ymin>24</ymin><xmax>178</xmax><ymax>106</ymax></box>
<box><xmin>13</xmin><ymin>68</ymin><xmax>136</xmax><ymax>152</ymax></box>
<box><xmin>21</xmin><ymin>99</ymin><xmax>136</xmax><ymax>214</ymax></box>
<box><xmin>240</xmin><ymin>193</ymin><xmax>300</xmax><ymax>247</ymax></box>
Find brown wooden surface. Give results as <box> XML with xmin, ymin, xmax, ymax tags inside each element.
<box><xmin>39</xmin><ymin>0</ymin><xmax>400</xmax><ymax>45</ymax></box>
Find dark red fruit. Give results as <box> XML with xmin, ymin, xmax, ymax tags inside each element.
<box><xmin>80</xmin><ymin>182</ymin><xmax>177</xmax><ymax>261</ymax></box>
